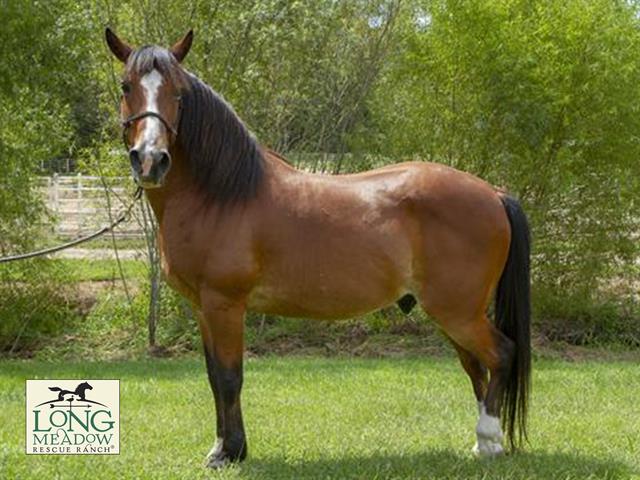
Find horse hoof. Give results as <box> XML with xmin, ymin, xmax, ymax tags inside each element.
<box><xmin>204</xmin><ymin>439</ymin><xmax>247</xmax><ymax>469</ymax></box>
<box><xmin>205</xmin><ymin>455</ymin><xmax>230</xmax><ymax>469</ymax></box>
<box><xmin>472</xmin><ymin>439</ymin><xmax>505</xmax><ymax>458</ymax></box>
<box><xmin>204</xmin><ymin>440</ymin><xmax>229</xmax><ymax>469</ymax></box>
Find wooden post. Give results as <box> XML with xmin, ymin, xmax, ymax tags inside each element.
<box><xmin>77</xmin><ymin>173</ymin><xmax>83</xmax><ymax>236</ymax></box>
<box><xmin>53</xmin><ymin>173</ymin><xmax>59</xmax><ymax>217</ymax></box>
<box><xmin>46</xmin><ymin>176</ymin><xmax>53</xmax><ymax>234</ymax></box>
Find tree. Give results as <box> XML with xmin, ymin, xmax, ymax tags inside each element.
<box><xmin>360</xmin><ymin>0</ymin><xmax>640</xmax><ymax>310</ymax></box>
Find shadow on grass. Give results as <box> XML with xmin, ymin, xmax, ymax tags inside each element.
<box><xmin>242</xmin><ymin>449</ymin><xmax>634</xmax><ymax>480</ymax></box>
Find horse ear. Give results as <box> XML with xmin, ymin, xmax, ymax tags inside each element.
<box><xmin>105</xmin><ymin>28</ymin><xmax>132</xmax><ymax>63</ymax></box>
<box><xmin>170</xmin><ymin>30</ymin><xmax>193</xmax><ymax>63</ymax></box>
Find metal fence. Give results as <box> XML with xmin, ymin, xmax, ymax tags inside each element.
<box><xmin>38</xmin><ymin>174</ymin><xmax>144</xmax><ymax>238</ymax></box>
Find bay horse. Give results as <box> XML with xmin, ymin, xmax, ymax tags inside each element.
<box><xmin>106</xmin><ymin>28</ymin><xmax>531</xmax><ymax>467</ymax></box>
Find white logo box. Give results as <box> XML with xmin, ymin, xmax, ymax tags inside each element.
<box><xmin>25</xmin><ymin>379</ymin><xmax>120</xmax><ymax>455</ymax></box>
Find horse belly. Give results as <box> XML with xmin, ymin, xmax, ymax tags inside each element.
<box><xmin>248</xmin><ymin>282</ymin><xmax>401</xmax><ymax>319</ymax></box>
<box><xmin>247</xmin><ymin>236</ymin><xmax>413</xmax><ymax>319</ymax></box>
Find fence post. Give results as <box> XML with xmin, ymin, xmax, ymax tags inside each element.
<box><xmin>52</xmin><ymin>173</ymin><xmax>59</xmax><ymax>217</ymax></box>
<box><xmin>77</xmin><ymin>173</ymin><xmax>83</xmax><ymax>237</ymax></box>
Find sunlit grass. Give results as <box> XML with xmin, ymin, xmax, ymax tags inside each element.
<box><xmin>0</xmin><ymin>357</ymin><xmax>638</xmax><ymax>479</ymax></box>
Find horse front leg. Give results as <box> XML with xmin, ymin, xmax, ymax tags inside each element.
<box><xmin>198</xmin><ymin>290</ymin><xmax>247</xmax><ymax>468</ymax></box>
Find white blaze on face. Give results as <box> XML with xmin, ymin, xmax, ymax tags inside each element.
<box><xmin>135</xmin><ymin>69</ymin><xmax>164</xmax><ymax>150</ymax></box>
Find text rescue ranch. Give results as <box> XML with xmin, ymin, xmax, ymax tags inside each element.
<box><xmin>31</xmin><ymin>408</ymin><xmax>116</xmax><ymax>454</ymax></box>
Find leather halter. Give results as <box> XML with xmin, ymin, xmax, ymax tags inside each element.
<box><xmin>121</xmin><ymin>105</ymin><xmax>181</xmax><ymax>148</ymax></box>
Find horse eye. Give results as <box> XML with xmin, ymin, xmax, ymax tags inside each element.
<box><xmin>121</xmin><ymin>82</ymin><xmax>131</xmax><ymax>95</ymax></box>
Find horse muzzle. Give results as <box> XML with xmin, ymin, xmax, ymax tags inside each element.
<box><xmin>129</xmin><ymin>147</ymin><xmax>171</xmax><ymax>188</ymax></box>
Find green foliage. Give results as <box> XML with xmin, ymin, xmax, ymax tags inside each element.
<box><xmin>0</xmin><ymin>261</ymin><xmax>79</xmax><ymax>355</ymax></box>
<box><xmin>534</xmin><ymin>286</ymin><xmax>640</xmax><ymax>346</ymax></box>
<box><xmin>87</xmin><ymin>0</ymin><xmax>401</xmax><ymax>159</ymax></box>
<box><xmin>361</xmin><ymin>0</ymin><xmax>640</xmax><ymax>306</ymax></box>
<box><xmin>0</xmin><ymin>1</ymin><xmax>100</xmax><ymax>352</ymax></box>
<box><xmin>1</xmin><ymin>0</ymin><xmax>639</xmax><ymax>349</ymax></box>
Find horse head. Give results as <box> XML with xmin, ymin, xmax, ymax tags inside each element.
<box><xmin>106</xmin><ymin>28</ymin><xmax>193</xmax><ymax>188</ymax></box>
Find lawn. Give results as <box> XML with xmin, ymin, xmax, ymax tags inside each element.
<box><xmin>0</xmin><ymin>356</ymin><xmax>638</xmax><ymax>479</ymax></box>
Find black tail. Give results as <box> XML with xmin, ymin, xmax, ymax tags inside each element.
<box><xmin>48</xmin><ymin>387</ymin><xmax>62</xmax><ymax>391</ymax></box>
<box><xmin>495</xmin><ymin>195</ymin><xmax>531</xmax><ymax>450</ymax></box>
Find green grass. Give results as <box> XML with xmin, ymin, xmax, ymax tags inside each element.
<box><xmin>0</xmin><ymin>357</ymin><xmax>638</xmax><ymax>479</ymax></box>
<box><xmin>0</xmin><ymin>259</ymin><xmax>146</xmax><ymax>283</ymax></box>
<box><xmin>49</xmin><ymin>258</ymin><xmax>147</xmax><ymax>282</ymax></box>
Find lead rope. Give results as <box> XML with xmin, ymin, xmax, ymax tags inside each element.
<box><xmin>0</xmin><ymin>186</ymin><xmax>143</xmax><ymax>264</ymax></box>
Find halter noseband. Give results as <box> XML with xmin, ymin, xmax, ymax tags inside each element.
<box><xmin>121</xmin><ymin>106</ymin><xmax>181</xmax><ymax>149</ymax></box>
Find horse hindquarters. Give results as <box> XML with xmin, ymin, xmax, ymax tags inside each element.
<box><xmin>417</xmin><ymin>193</ymin><xmax>531</xmax><ymax>455</ymax></box>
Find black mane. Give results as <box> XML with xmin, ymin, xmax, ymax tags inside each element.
<box><xmin>179</xmin><ymin>74</ymin><xmax>265</xmax><ymax>204</ymax></box>
<box><xmin>126</xmin><ymin>46</ymin><xmax>265</xmax><ymax>204</ymax></box>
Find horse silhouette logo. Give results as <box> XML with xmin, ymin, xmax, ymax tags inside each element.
<box><xmin>34</xmin><ymin>381</ymin><xmax>107</xmax><ymax>409</ymax></box>
<box><xmin>49</xmin><ymin>381</ymin><xmax>93</xmax><ymax>401</ymax></box>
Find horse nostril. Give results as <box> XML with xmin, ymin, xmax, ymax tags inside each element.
<box><xmin>129</xmin><ymin>149</ymin><xmax>141</xmax><ymax>172</ymax></box>
<box><xmin>158</xmin><ymin>151</ymin><xmax>171</xmax><ymax>171</ymax></box>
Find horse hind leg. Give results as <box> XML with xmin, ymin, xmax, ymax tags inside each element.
<box><xmin>446</xmin><ymin>315</ymin><xmax>514</xmax><ymax>457</ymax></box>
<box><xmin>448</xmin><ymin>339</ymin><xmax>488</xmax><ymax>405</ymax></box>
<box><xmin>478</xmin><ymin>329</ymin><xmax>517</xmax><ymax>457</ymax></box>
